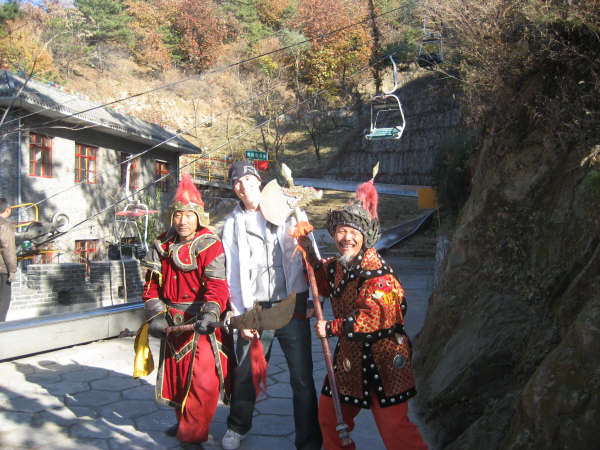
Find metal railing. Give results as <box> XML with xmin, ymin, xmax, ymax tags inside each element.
<box><xmin>183</xmin><ymin>155</ymin><xmax>232</xmax><ymax>184</ymax></box>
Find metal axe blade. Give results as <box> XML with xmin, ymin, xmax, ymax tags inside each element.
<box><xmin>164</xmin><ymin>291</ymin><xmax>297</xmax><ymax>334</ymax></box>
<box><xmin>260</xmin><ymin>179</ymin><xmax>294</xmax><ymax>227</ymax></box>
<box><xmin>229</xmin><ymin>291</ymin><xmax>296</xmax><ymax>330</ymax></box>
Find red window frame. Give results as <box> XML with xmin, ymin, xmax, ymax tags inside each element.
<box><xmin>155</xmin><ymin>160</ymin><xmax>169</xmax><ymax>192</ymax></box>
<box><xmin>74</xmin><ymin>240</ymin><xmax>99</xmax><ymax>265</ymax></box>
<box><xmin>39</xmin><ymin>251</ymin><xmax>54</xmax><ymax>264</ymax></box>
<box><xmin>33</xmin><ymin>244</ymin><xmax>55</xmax><ymax>264</ymax></box>
<box><xmin>120</xmin><ymin>153</ymin><xmax>138</xmax><ymax>190</ymax></box>
<box><xmin>29</xmin><ymin>133</ymin><xmax>53</xmax><ymax>178</ymax></box>
<box><xmin>75</xmin><ymin>143</ymin><xmax>97</xmax><ymax>184</ymax></box>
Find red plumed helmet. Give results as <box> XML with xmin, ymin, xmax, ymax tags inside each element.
<box><xmin>169</xmin><ymin>172</ymin><xmax>209</xmax><ymax>227</ymax></box>
<box><xmin>356</xmin><ymin>179</ymin><xmax>378</xmax><ymax>220</ymax></box>
<box><xmin>326</xmin><ymin>162</ymin><xmax>381</xmax><ymax>249</ymax></box>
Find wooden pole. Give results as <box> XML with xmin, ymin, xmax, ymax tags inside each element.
<box><xmin>302</xmin><ymin>252</ymin><xmax>353</xmax><ymax>447</ymax></box>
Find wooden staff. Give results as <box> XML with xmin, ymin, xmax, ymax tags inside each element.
<box><xmin>262</xmin><ymin>174</ymin><xmax>352</xmax><ymax>446</ymax></box>
<box><xmin>296</xmin><ymin>221</ymin><xmax>353</xmax><ymax>447</ymax></box>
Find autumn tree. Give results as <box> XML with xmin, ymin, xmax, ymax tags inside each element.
<box><xmin>124</xmin><ymin>0</ymin><xmax>173</xmax><ymax>70</ymax></box>
<box><xmin>126</xmin><ymin>0</ymin><xmax>235</xmax><ymax>71</ymax></box>
<box><xmin>174</xmin><ymin>0</ymin><xmax>235</xmax><ymax>70</ymax></box>
<box><xmin>40</xmin><ymin>1</ymin><xmax>93</xmax><ymax>76</ymax></box>
<box><xmin>289</xmin><ymin>0</ymin><xmax>371</xmax><ymax>96</ymax></box>
<box><xmin>0</xmin><ymin>3</ymin><xmax>56</xmax><ymax>78</ymax></box>
<box><xmin>255</xmin><ymin>0</ymin><xmax>293</xmax><ymax>30</ymax></box>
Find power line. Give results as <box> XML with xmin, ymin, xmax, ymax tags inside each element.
<box><xmin>37</xmin><ymin>50</ymin><xmax>396</xmax><ymax>245</ymax></box>
<box><xmin>25</xmin><ymin>71</ymin><xmax>296</xmax><ymax>209</ymax></box>
<box><xmin>0</xmin><ymin>9</ymin><xmax>350</xmax><ymax>129</ymax></box>
<box><xmin>3</xmin><ymin>5</ymin><xmax>404</xmax><ymax>137</ymax></box>
<box><xmin>20</xmin><ymin>28</ymin><xmax>390</xmax><ymax>217</ymax></box>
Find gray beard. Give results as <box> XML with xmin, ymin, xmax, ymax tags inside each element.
<box><xmin>337</xmin><ymin>253</ymin><xmax>355</xmax><ymax>268</ymax></box>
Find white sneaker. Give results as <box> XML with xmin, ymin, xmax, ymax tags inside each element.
<box><xmin>221</xmin><ymin>429</ymin><xmax>247</xmax><ymax>450</ymax></box>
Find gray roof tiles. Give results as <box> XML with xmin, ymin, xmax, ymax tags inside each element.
<box><xmin>0</xmin><ymin>70</ymin><xmax>200</xmax><ymax>154</ymax></box>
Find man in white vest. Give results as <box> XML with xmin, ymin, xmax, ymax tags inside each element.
<box><xmin>220</xmin><ymin>161</ymin><xmax>322</xmax><ymax>450</ymax></box>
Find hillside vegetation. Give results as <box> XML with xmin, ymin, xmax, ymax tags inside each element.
<box><xmin>0</xmin><ymin>0</ymin><xmax>423</xmax><ymax>174</ymax></box>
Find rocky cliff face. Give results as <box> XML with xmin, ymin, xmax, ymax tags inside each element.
<box><xmin>412</xmin><ymin>95</ymin><xmax>600</xmax><ymax>448</ymax></box>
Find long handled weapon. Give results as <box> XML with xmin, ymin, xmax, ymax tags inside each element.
<box><xmin>164</xmin><ymin>291</ymin><xmax>296</xmax><ymax>334</ymax></box>
<box><xmin>292</xmin><ymin>220</ymin><xmax>353</xmax><ymax>447</ymax></box>
<box><xmin>260</xmin><ymin>170</ymin><xmax>353</xmax><ymax>447</ymax></box>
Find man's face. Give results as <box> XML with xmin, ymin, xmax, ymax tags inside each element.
<box><xmin>173</xmin><ymin>210</ymin><xmax>198</xmax><ymax>241</ymax></box>
<box><xmin>334</xmin><ymin>225</ymin><xmax>364</xmax><ymax>262</ymax></box>
<box><xmin>0</xmin><ymin>208</ymin><xmax>10</xmax><ymax>219</ymax></box>
<box><xmin>233</xmin><ymin>174</ymin><xmax>261</xmax><ymax>211</ymax></box>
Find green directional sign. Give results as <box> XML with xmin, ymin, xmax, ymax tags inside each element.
<box><xmin>245</xmin><ymin>150</ymin><xmax>268</xmax><ymax>161</ymax></box>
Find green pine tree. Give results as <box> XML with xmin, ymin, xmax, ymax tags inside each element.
<box><xmin>0</xmin><ymin>0</ymin><xmax>21</xmax><ymax>24</ymax></box>
<box><xmin>74</xmin><ymin>0</ymin><xmax>133</xmax><ymax>46</ymax></box>
<box><xmin>0</xmin><ymin>0</ymin><xmax>22</xmax><ymax>37</ymax></box>
<box><xmin>222</xmin><ymin>0</ymin><xmax>270</xmax><ymax>47</ymax></box>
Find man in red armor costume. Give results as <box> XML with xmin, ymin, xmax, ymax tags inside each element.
<box><xmin>141</xmin><ymin>172</ymin><xmax>230</xmax><ymax>444</ymax></box>
<box><xmin>306</xmin><ymin>179</ymin><xmax>428</xmax><ymax>450</ymax></box>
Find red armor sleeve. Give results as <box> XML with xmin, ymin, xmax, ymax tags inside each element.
<box><xmin>197</xmin><ymin>239</ymin><xmax>229</xmax><ymax>312</ymax></box>
<box><xmin>353</xmin><ymin>274</ymin><xmax>402</xmax><ymax>332</ymax></box>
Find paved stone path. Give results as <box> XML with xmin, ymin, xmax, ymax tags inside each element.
<box><xmin>0</xmin><ymin>257</ymin><xmax>433</xmax><ymax>449</ymax></box>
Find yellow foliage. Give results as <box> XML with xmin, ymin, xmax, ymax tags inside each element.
<box><xmin>256</xmin><ymin>0</ymin><xmax>292</xmax><ymax>29</ymax></box>
<box><xmin>0</xmin><ymin>18</ymin><xmax>56</xmax><ymax>76</ymax></box>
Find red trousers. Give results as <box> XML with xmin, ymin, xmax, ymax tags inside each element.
<box><xmin>318</xmin><ymin>393</ymin><xmax>428</xmax><ymax>450</ymax></box>
<box><xmin>174</xmin><ymin>338</ymin><xmax>221</xmax><ymax>443</ymax></box>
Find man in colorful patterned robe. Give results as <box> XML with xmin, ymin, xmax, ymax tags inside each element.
<box><xmin>141</xmin><ymin>173</ymin><xmax>230</xmax><ymax>444</ymax></box>
<box><xmin>307</xmin><ymin>181</ymin><xmax>428</xmax><ymax>449</ymax></box>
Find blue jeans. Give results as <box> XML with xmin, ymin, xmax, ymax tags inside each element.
<box><xmin>227</xmin><ymin>291</ymin><xmax>322</xmax><ymax>450</ymax></box>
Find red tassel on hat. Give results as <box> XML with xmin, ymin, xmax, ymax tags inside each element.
<box><xmin>250</xmin><ymin>337</ymin><xmax>268</xmax><ymax>398</ymax></box>
<box><xmin>356</xmin><ymin>179</ymin><xmax>378</xmax><ymax>220</ymax></box>
<box><xmin>173</xmin><ymin>172</ymin><xmax>204</xmax><ymax>207</ymax></box>
<box><xmin>356</xmin><ymin>162</ymin><xmax>380</xmax><ymax>219</ymax></box>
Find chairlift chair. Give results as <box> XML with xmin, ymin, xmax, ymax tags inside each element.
<box><xmin>365</xmin><ymin>55</ymin><xmax>406</xmax><ymax>141</ymax></box>
<box><xmin>417</xmin><ymin>16</ymin><xmax>444</xmax><ymax>69</ymax></box>
<box><xmin>113</xmin><ymin>161</ymin><xmax>158</xmax><ymax>260</ymax></box>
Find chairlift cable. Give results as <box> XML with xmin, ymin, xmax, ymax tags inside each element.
<box><xmin>0</xmin><ymin>12</ymin><xmax>334</xmax><ymax>130</ymax></box>
<box><xmin>24</xmin><ymin>66</ymin><xmax>301</xmax><ymax>210</ymax></box>
<box><xmin>2</xmin><ymin>6</ymin><xmax>405</xmax><ymax>137</ymax></box>
<box><xmin>20</xmin><ymin>30</ymin><xmax>388</xmax><ymax>212</ymax></box>
<box><xmin>32</xmin><ymin>52</ymin><xmax>394</xmax><ymax>244</ymax></box>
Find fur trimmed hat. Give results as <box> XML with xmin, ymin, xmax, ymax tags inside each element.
<box><xmin>327</xmin><ymin>164</ymin><xmax>381</xmax><ymax>249</ymax></box>
<box><xmin>169</xmin><ymin>172</ymin><xmax>209</xmax><ymax>227</ymax></box>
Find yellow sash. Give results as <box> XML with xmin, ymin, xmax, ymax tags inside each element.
<box><xmin>133</xmin><ymin>323</ymin><xmax>154</xmax><ymax>378</ymax></box>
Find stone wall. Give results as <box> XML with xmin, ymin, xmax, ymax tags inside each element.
<box><xmin>0</xmin><ymin>112</ymin><xmax>20</xmax><ymax>204</ymax></box>
<box><xmin>7</xmin><ymin>259</ymin><xmax>143</xmax><ymax>321</ymax></box>
<box><xmin>326</xmin><ymin>73</ymin><xmax>464</xmax><ymax>185</ymax></box>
